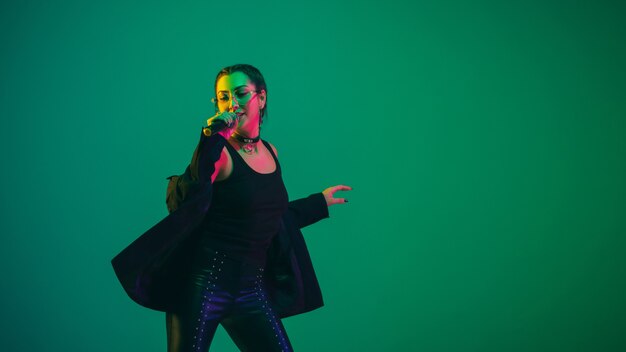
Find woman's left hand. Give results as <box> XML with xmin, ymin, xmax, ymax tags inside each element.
<box><xmin>322</xmin><ymin>185</ymin><xmax>352</xmax><ymax>206</ymax></box>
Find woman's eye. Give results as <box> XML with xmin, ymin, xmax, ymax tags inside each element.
<box><xmin>235</xmin><ymin>92</ymin><xmax>248</xmax><ymax>99</ymax></box>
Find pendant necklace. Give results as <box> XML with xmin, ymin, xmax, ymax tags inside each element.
<box><xmin>232</xmin><ymin>131</ymin><xmax>260</xmax><ymax>155</ymax></box>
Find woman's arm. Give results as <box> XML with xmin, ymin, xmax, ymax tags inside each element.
<box><xmin>287</xmin><ymin>193</ymin><xmax>330</xmax><ymax>229</ymax></box>
<box><xmin>271</xmin><ymin>141</ymin><xmax>352</xmax><ymax>228</ymax></box>
<box><xmin>166</xmin><ymin>128</ymin><xmax>227</xmax><ymax>213</ymax></box>
<box><xmin>286</xmin><ymin>184</ymin><xmax>351</xmax><ymax>229</ymax></box>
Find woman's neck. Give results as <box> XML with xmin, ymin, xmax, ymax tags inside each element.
<box><xmin>234</xmin><ymin>119</ymin><xmax>260</xmax><ymax>138</ymax></box>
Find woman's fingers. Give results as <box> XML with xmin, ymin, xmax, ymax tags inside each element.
<box><xmin>334</xmin><ymin>185</ymin><xmax>352</xmax><ymax>192</ymax></box>
<box><xmin>329</xmin><ymin>184</ymin><xmax>352</xmax><ymax>196</ymax></box>
<box><xmin>332</xmin><ymin>197</ymin><xmax>348</xmax><ymax>204</ymax></box>
<box><xmin>206</xmin><ymin>112</ymin><xmax>239</xmax><ymax>138</ymax></box>
<box><xmin>323</xmin><ymin>184</ymin><xmax>352</xmax><ymax>206</ymax></box>
<box><xmin>207</xmin><ymin>111</ymin><xmax>237</xmax><ymax>126</ymax></box>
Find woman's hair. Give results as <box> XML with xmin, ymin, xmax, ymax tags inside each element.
<box><xmin>214</xmin><ymin>64</ymin><xmax>268</xmax><ymax>123</ymax></box>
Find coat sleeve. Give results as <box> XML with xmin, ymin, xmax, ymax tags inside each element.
<box><xmin>166</xmin><ymin>128</ymin><xmax>227</xmax><ymax>213</ymax></box>
<box><xmin>287</xmin><ymin>192</ymin><xmax>330</xmax><ymax>229</ymax></box>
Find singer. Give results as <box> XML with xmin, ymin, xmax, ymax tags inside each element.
<box><xmin>111</xmin><ymin>63</ymin><xmax>351</xmax><ymax>351</ymax></box>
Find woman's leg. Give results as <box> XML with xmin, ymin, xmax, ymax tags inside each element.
<box><xmin>220</xmin><ymin>266</ymin><xmax>294</xmax><ymax>352</ymax></box>
<box><xmin>167</xmin><ymin>250</ymin><xmax>231</xmax><ymax>352</ymax></box>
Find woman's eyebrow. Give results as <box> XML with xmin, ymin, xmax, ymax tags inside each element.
<box><xmin>217</xmin><ymin>85</ymin><xmax>248</xmax><ymax>93</ymax></box>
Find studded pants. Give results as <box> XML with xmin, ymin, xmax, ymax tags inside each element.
<box><xmin>166</xmin><ymin>246</ymin><xmax>294</xmax><ymax>352</ymax></box>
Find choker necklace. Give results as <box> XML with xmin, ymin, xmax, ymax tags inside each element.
<box><xmin>232</xmin><ymin>131</ymin><xmax>260</xmax><ymax>154</ymax></box>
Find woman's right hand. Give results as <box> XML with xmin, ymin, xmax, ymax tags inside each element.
<box><xmin>206</xmin><ymin>111</ymin><xmax>239</xmax><ymax>139</ymax></box>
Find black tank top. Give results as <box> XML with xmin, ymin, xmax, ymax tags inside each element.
<box><xmin>197</xmin><ymin>139</ymin><xmax>289</xmax><ymax>266</ymax></box>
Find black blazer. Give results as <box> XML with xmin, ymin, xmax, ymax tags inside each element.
<box><xmin>111</xmin><ymin>129</ymin><xmax>329</xmax><ymax>318</ymax></box>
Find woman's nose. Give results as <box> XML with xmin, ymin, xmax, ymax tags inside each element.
<box><xmin>229</xmin><ymin>97</ymin><xmax>239</xmax><ymax>111</ymax></box>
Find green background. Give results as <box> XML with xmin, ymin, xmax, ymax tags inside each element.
<box><xmin>1</xmin><ymin>0</ymin><xmax>624</xmax><ymax>351</ymax></box>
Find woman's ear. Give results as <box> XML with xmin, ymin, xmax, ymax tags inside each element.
<box><xmin>259</xmin><ymin>89</ymin><xmax>266</xmax><ymax>109</ymax></box>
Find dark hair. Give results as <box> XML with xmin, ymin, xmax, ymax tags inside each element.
<box><xmin>214</xmin><ymin>64</ymin><xmax>268</xmax><ymax>124</ymax></box>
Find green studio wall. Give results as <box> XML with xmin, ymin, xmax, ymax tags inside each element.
<box><xmin>1</xmin><ymin>0</ymin><xmax>624</xmax><ymax>351</ymax></box>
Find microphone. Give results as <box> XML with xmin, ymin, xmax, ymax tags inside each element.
<box><xmin>203</xmin><ymin>112</ymin><xmax>239</xmax><ymax>137</ymax></box>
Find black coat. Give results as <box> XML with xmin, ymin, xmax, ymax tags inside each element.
<box><xmin>111</xmin><ymin>129</ymin><xmax>329</xmax><ymax>318</ymax></box>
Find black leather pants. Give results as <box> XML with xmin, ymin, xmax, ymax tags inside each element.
<box><xmin>166</xmin><ymin>246</ymin><xmax>294</xmax><ymax>352</ymax></box>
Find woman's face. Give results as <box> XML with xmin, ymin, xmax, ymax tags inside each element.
<box><xmin>215</xmin><ymin>71</ymin><xmax>266</xmax><ymax>130</ymax></box>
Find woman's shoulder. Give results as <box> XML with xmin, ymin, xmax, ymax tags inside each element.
<box><xmin>212</xmin><ymin>143</ymin><xmax>234</xmax><ymax>182</ymax></box>
<box><xmin>262</xmin><ymin>139</ymin><xmax>278</xmax><ymax>157</ymax></box>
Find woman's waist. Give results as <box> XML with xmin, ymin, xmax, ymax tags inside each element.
<box><xmin>197</xmin><ymin>227</ymin><xmax>277</xmax><ymax>253</ymax></box>
<box><xmin>190</xmin><ymin>240</ymin><xmax>269</xmax><ymax>272</ymax></box>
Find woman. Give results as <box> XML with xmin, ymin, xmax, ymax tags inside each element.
<box><xmin>164</xmin><ymin>64</ymin><xmax>351</xmax><ymax>351</ymax></box>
